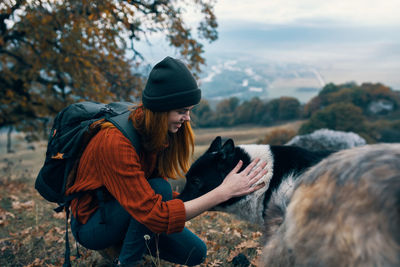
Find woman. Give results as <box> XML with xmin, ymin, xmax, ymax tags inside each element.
<box><xmin>66</xmin><ymin>57</ymin><xmax>267</xmax><ymax>266</ymax></box>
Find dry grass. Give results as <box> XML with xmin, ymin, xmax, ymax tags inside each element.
<box><xmin>0</xmin><ymin>122</ymin><xmax>304</xmax><ymax>266</ymax></box>
<box><xmin>193</xmin><ymin>121</ymin><xmax>304</xmax><ymax>157</ymax></box>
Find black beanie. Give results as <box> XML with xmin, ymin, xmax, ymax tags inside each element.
<box><xmin>142</xmin><ymin>56</ymin><xmax>201</xmax><ymax>112</ymax></box>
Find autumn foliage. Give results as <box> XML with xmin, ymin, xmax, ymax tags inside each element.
<box><xmin>0</xmin><ymin>147</ymin><xmax>264</xmax><ymax>266</ymax></box>
<box><xmin>258</xmin><ymin>128</ymin><xmax>297</xmax><ymax>145</ymax></box>
<box><xmin>300</xmin><ymin>82</ymin><xmax>400</xmax><ymax>142</ymax></box>
<box><xmin>1</xmin><ymin>0</ymin><xmax>218</xmax><ymax>135</ymax></box>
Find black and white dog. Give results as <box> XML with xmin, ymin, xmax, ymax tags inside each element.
<box><xmin>178</xmin><ymin>136</ymin><xmax>332</xmax><ymax>225</ymax></box>
<box><xmin>180</xmin><ymin>137</ymin><xmax>400</xmax><ymax>266</ymax></box>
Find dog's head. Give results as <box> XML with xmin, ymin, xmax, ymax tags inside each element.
<box><xmin>178</xmin><ymin>136</ymin><xmax>251</xmax><ymax>203</ymax></box>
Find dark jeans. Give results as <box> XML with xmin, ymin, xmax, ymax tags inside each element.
<box><xmin>71</xmin><ymin>178</ymin><xmax>206</xmax><ymax>266</ymax></box>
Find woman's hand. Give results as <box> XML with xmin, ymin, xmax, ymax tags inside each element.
<box><xmin>184</xmin><ymin>158</ymin><xmax>268</xmax><ymax>221</ymax></box>
<box><xmin>218</xmin><ymin>158</ymin><xmax>268</xmax><ymax>201</ymax></box>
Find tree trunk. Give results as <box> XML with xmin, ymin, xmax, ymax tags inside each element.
<box><xmin>7</xmin><ymin>125</ymin><xmax>14</xmax><ymax>153</ymax></box>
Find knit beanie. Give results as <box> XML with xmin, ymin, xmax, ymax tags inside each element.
<box><xmin>142</xmin><ymin>56</ymin><xmax>201</xmax><ymax>112</ymax></box>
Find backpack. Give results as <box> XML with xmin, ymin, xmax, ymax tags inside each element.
<box><xmin>35</xmin><ymin>101</ymin><xmax>142</xmax><ymax>267</ymax></box>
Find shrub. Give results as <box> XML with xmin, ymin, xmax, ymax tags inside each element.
<box><xmin>365</xmin><ymin>119</ymin><xmax>400</xmax><ymax>143</ymax></box>
<box><xmin>299</xmin><ymin>103</ymin><xmax>366</xmax><ymax>135</ymax></box>
<box><xmin>258</xmin><ymin>128</ymin><xmax>297</xmax><ymax>145</ymax></box>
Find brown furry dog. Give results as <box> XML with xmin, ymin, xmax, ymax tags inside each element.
<box><xmin>261</xmin><ymin>143</ymin><xmax>400</xmax><ymax>267</ymax></box>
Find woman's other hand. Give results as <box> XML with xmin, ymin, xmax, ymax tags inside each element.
<box><xmin>183</xmin><ymin>158</ymin><xmax>268</xmax><ymax>221</ymax></box>
<box><xmin>219</xmin><ymin>158</ymin><xmax>267</xmax><ymax>200</ymax></box>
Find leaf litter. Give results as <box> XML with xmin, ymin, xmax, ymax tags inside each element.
<box><xmin>1</xmin><ymin>148</ymin><xmax>264</xmax><ymax>266</ymax></box>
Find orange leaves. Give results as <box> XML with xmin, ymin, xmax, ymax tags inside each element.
<box><xmin>226</xmin><ymin>232</ymin><xmax>263</xmax><ymax>264</ymax></box>
<box><xmin>2</xmin><ymin>0</ymin><xmax>215</xmax><ymax>132</ymax></box>
<box><xmin>185</xmin><ymin>211</ymin><xmax>264</xmax><ymax>266</ymax></box>
<box><xmin>44</xmin><ymin>227</ymin><xmax>65</xmax><ymax>244</ymax></box>
<box><xmin>208</xmin><ymin>259</ymin><xmax>223</xmax><ymax>266</ymax></box>
<box><xmin>52</xmin><ymin>212</ymin><xmax>65</xmax><ymax>220</ymax></box>
<box><xmin>12</xmin><ymin>199</ymin><xmax>35</xmax><ymax>210</ymax></box>
<box><xmin>24</xmin><ymin>258</ymin><xmax>46</xmax><ymax>267</ymax></box>
<box><xmin>0</xmin><ymin>207</ymin><xmax>15</xmax><ymax>227</ymax></box>
<box><xmin>259</xmin><ymin>128</ymin><xmax>298</xmax><ymax>145</ymax></box>
<box><xmin>235</xmin><ymin>239</ymin><xmax>260</xmax><ymax>250</ymax></box>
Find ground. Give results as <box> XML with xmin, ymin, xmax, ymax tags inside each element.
<box><xmin>0</xmin><ymin>122</ymin><xmax>302</xmax><ymax>266</ymax></box>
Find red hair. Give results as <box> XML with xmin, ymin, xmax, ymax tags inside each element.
<box><xmin>131</xmin><ymin>105</ymin><xmax>195</xmax><ymax>179</ymax></box>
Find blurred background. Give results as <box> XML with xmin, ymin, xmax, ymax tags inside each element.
<box><xmin>1</xmin><ymin>0</ymin><xmax>399</xmax><ymax>153</ymax></box>
<box><xmin>1</xmin><ymin>1</ymin><xmax>399</xmax><ymax>266</ymax></box>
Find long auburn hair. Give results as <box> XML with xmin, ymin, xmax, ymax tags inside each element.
<box><xmin>130</xmin><ymin>104</ymin><xmax>195</xmax><ymax>179</ymax></box>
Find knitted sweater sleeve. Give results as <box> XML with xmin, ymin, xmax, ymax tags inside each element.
<box><xmin>92</xmin><ymin>128</ymin><xmax>186</xmax><ymax>234</ymax></box>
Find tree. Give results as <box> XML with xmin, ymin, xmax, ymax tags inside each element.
<box><xmin>1</xmin><ymin>0</ymin><xmax>218</xmax><ymax>149</ymax></box>
<box><xmin>318</xmin><ymin>82</ymin><xmax>339</xmax><ymax>96</ymax></box>
<box><xmin>303</xmin><ymin>96</ymin><xmax>321</xmax><ymax>118</ymax></box>
<box><xmin>263</xmin><ymin>96</ymin><xmax>301</xmax><ymax>122</ymax></box>
<box><xmin>212</xmin><ymin>97</ymin><xmax>239</xmax><ymax>126</ymax></box>
<box><xmin>234</xmin><ymin>97</ymin><xmax>261</xmax><ymax>124</ymax></box>
<box><xmin>303</xmin><ymin>82</ymin><xmax>400</xmax><ymax>118</ymax></box>
<box><xmin>216</xmin><ymin>97</ymin><xmax>240</xmax><ymax>114</ymax></box>
<box><xmin>277</xmin><ymin>96</ymin><xmax>301</xmax><ymax>120</ymax></box>
<box><xmin>191</xmin><ymin>99</ymin><xmax>213</xmax><ymax>127</ymax></box>
<box><xmin>264</xmin><ymin>98</ymin><xmax>280</xmax><ymax>121</ymax></box>
<box><xmin>299</xmin><ymin>103</ymin><xmax>366</xmax><ymax>135</ymax></box>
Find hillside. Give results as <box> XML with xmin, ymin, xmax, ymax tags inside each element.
<box><xmin>0</xmin><ymin>122</ymin><xmax>303</xmax><ymax>267</ymax></box>
<box><xmin>199</xmin><ymin>58</ymin><xmax>323</xmax><ymax>104</ymax></box>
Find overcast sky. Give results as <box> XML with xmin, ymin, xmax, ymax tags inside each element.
<box><xmin>141</xmin><ymin>0</ymin><xmax>400</xmax><ymax>89</ymax></box>
<box><xmin>210</xmin><ymin>0</ymin><xmax>400</xmax><ymax>27</ymax></box>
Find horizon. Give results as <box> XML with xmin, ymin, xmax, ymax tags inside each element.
<box><xmin>136</xmin><ymin>0</ymin><xmax>400</xmax><ymax>100</ymax></box>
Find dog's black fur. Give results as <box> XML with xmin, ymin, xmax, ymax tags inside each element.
<box><xmin>178</xmin><ymin>136</ymin><xmax>332</xmax><ymax>222</ymax></box>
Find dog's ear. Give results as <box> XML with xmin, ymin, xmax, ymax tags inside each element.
<box><xmin>221</xmin><ymin>139</ymin><xmax>235</xmax><ymax>160</ymax></box>
<box><xmin>207</xmin><ymin>136</ymin><xmax>222</xmax><ymax>153</ymax></box>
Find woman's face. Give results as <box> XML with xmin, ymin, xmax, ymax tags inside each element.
<box><xmin>167</xmin><ymin>106</ymin><xmax>194</xmax><ymax>133</ymax></box>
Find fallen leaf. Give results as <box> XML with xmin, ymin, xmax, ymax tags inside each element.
<box><xmin>235</xmin><ymin>240</ymin><xmax>259</xmax><ymax>250</ymax></box>
<box><xmin>233</xmin><ymin>229</ymin><xmax>242</xmax><ymax>238</ymax></box>
<box><xmin>23</xmin><ymin>257</ymin><xmax>44</xmax><ymax>267</ymax></box>
<box><xmin>12</xmin><ymin>200</ymin><xmax>35</xmax><ymax>210</ymax></box>
<box><xmin>9</xmin><ymin>195</ymin><xmax>19</xmax><ymax>201</ymax></box>
<box><xmin>208</xmin><ymin>259</ymin><xmax>223</xmax><ymax>267</ymax></box>
<box><xmin>44</xmin><ymin>227</ymin><xmax>66</xmax><ymax>243</ymax></box>
<box><xmin>227</xmin><ymin>249</ymin><xmax>241</xmax><ymax>262</ymax></box>
<box><xmin>0</xmin><ymin>208</ymin><xmax>15</xmax><ymax>226</ymax></box>
<box><xmin>252</xmin><ymin>231</ymin><xmax>263</xmax><ymax>238</ymax></box>
<box><xmin>52</xmin><ymin>212</ymin><xmax>65</xmax><ymax>219</ymax></box>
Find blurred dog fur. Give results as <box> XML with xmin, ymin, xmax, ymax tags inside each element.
<box><xmin>261</xmin><ymin>143</ymin><xmax>400</xmax><ymax>267</ymax></box>
<box><xmin>180</xmin><ymin>138</ymin><xmax>400</xmax><ymax>266</ymax></box>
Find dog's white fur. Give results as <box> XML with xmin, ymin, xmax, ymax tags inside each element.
<box><xmin>268</xmin><ymin>172</ymin><xmax>297</xmax><ymax>213</ymax></box>
<box><xmin>216</xmin><ymin>145</ymin><xmax>275</xmax><ymax>224</ymax></box>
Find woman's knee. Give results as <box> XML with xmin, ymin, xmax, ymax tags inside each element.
<box><xmin>148</xmin><ymin>178</ymin><xmax>173</xmax><ymax>201</ymax></box>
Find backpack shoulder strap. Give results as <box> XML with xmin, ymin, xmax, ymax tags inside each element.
<box><xmin>106</xmin><ymin>110</ymin><xmax>142</xmax><ymax>155</ymax></box>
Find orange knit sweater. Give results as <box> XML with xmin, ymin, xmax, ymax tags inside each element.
<box><xmin>65</xmin><ymin>127</ymin><xmax>186</xmax><ymax>234</ymax></box>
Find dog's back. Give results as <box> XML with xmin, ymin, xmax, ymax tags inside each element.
<box><xmin>261</xmin><ymin>143</ymin><xmax>400</xmax><ymax>267</ymax></box>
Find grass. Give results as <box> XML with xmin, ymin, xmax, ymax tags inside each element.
<box><xmin>0</xmin><ymin>122</ymin><xmax>302</xmax><ymax>266</ymax></box>
<box><xmin>193</xmin><ymin>121</ymin><xmax>304</xmax><ymax>156</ymax></box>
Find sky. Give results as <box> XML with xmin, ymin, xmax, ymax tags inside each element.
<box><xmin>139</xmin><ymin>0</ymin><xmax>400</xmax><ymax>90</ymax></box>
<box><xmin>209</xmin><ymin>0</ymin><xmax>400</xmax><ymax>26</ymax></box>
